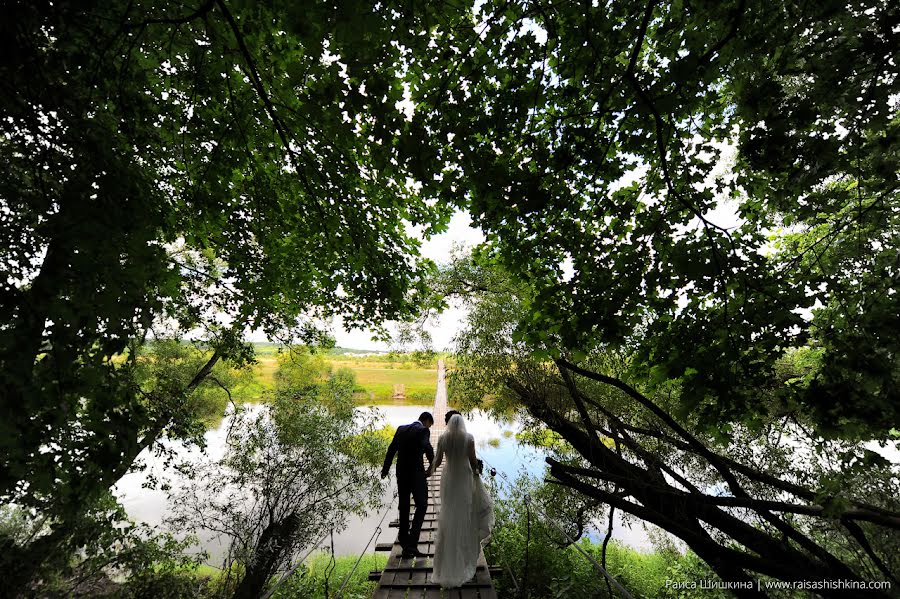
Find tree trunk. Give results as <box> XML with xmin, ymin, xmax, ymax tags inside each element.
<box><xmin>232</xmin><ymin>512</ymin><xmax>301</xmax><ymax>599</ymax></box>
<box><xmin>1</xmin><ymin>351</ymin><xmax>221</xmax><ymax>591</ymax></box>
<box><xmin>512</xmin><ymin>372</ymin><xmax>895</xmax><ymax>598</ymax></box>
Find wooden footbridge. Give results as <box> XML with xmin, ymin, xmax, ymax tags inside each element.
<box><xmin>370</xmin><ymin>360</ymin><xmax>499</xmax><ymax>599</ymax></box>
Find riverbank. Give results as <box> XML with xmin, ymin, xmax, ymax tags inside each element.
<box><xmin>133</xmin><ymin>539</ymin><xmax>725</xmax><ymax>599</ymax></box>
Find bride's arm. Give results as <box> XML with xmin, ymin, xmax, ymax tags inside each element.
<box><xmin>467</xmin><ymin>436</ymin><xmax>478</xmax><ymax>474</ymax></box>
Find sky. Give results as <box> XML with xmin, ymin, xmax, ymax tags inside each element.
<box><xmin>331</xmin><ymin>210</ymin><xmax>484</xmax><ymax>351</ymax></box>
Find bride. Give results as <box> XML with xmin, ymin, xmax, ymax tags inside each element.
<box><xmin>426</xmin><ymin>413</ymin><xmax>494</xmax><ymax>588</ymax></box>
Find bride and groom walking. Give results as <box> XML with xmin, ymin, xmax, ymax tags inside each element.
<box><xmin>381</xmin><ymin>410</ymin><xmax>494</xmax><ymax>588</ymax></box>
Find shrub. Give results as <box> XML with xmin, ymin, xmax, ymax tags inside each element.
<box><xmin>485</xmin><ymin>474</ymin><xmax>728</xmax><ymax>598</ymax></box>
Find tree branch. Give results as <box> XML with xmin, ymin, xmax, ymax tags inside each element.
<box><xmin>626</xmin><ymin>0</ymin><xmax>657</xmax><ymax>76</ymax></box>
<box><xmin>214</xmin><ymin>0</ymin><xmax>321</xmax><ymax>210</ymax></box>
<box><xmin>124</xmin><ymin>0</ymin><xmax>215</xmax><ymax>29</ymax></box>
<box><xmin>557</xmin><ymin>359</ymin><xmax>747</xmax><ymax>494</ymax></box>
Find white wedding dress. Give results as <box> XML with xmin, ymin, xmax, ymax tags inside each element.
<box><xmin>430</xmin><ymin>415</ymin><xmax>494</xmax><ymax>588</ymax></box>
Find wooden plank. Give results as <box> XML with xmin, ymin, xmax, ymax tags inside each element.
<box><xmin>375</xmin><ymin>565</ymin><xmax>439</xmax><ymax>573</ymax></box>
<box><xmin>406</xmin><ymin>586</ymin><xmax>425</xmax><ymax>599</ymax></box>
<box><xmin>375</xmin><ymin>360</ymin><xmax>496</xmax><ymax>599</ymax></box>
<box><xmin>389</xmin><ymin>526</ymin><xmax>438</xmax><ymax>532</ymax></box>
<box><xmin>373</xmin><ymin>542</ymin><xmax>404</xmax><ymax>598</ymax></box>
<box><xmin>377</xmin><ymin>584</ymin><xmax>492</xmax><ymax>590</ymax></box>
<box><xmin>390</xmin><ymin>520</ymin><xmax>438</xmax><ymax>527</ymax></box>
<box><xmin>473</xmin><ymin>564</ymin><xmax>496</xmax><ymax>599</ymax></box>
<box><xmin>375</xmin><ymin>563</ymin><xmax>503</xmax><ymax>576</ymax></box>
<box><xmin>472</xmin><ymin>549</ymin><xmax>497</xmax><ymax>599</ymax></box>
<box><xmin>410</xmin><ymin>568</ymin><xmax>429</xmax><ymax>598</ymax></box>
<box><xmin>395</xmin><ymin>551</ymin><xmax>416</xmax><ymax>579</ymax></box>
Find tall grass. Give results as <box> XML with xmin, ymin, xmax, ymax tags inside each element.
<box><xmin>270</xmin><ymin>552</ymin><xmax>381</xmax><ymax>599</ymax></box>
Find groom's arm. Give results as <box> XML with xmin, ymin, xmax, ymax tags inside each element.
<box><xmin>381</xmin><ymin>427</ymin><xmax>401</xmax><ymax>478</ymax></box>
<box><xmin>420</xmin><ymin>428</ymin><xmax>434</xmax><ymax>467</ymax></box>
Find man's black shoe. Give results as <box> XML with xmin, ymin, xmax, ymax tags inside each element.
<box><xmin>401</xmin><ymin>548</ymin><xmax>428</xmax><ymax>558</ymax></box>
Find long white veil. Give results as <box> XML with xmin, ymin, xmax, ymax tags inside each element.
<box><xmin>447</xmin><ymin>413</ymin><xmax>466</xmax><ymax>434</ymax></box>
<box><xmin>432</xmin><ymin>412</ymin><xmax>495</xmax><ymax>588</ymax></box>
<box><xmin>443</xmin><ymin>413</ymin><xmax>468</xmax><ymax>455</ymax></box>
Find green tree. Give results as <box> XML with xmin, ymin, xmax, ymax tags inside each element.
<box><xmin>397</xmin><ymin>0</ymin><xmax>900</xmax><ymax>592</ymax></box>
<box><xmin>409</xmin><ymin>0</ymin><xmax>899</xmax><ymax>436</ymax></box>
<box><xmin>485</xmin><ymin>472</ymin><xmax>724</xmax><ymax>599</ymax></box>
<box><xmin>169</xmin><ymin>358</ymin><xmax>384</xmax><ymax>599</ymax></box>
<box><xmin>449</xmin><ymin>257</ymin><xmax>899</xmax><ymax>596</ymax></box>
<box><xmin>0</xmin><ymin>0</ymin><xmax>453</xmax><ymax>585</ymax></box>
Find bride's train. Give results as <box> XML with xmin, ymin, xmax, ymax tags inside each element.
<box><xmin>430</xmin><ymin>415</ymin><xmax>495</xmax><ymax>588</ymax></box>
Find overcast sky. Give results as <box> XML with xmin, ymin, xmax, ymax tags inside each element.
<box><xmin>332</xmin><ymin>210</ymin><xmax>484</xmax><ymax>351</ymax></box>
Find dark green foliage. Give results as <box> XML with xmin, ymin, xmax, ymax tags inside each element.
<box><xmin>408</xmin><ymin>0</ymin><xmax>900</xmax><ymax>439</ymax></box>
<box><xmin>0</xmin><ymin>0</ymin><xmax>451</xmax><ymax>586</ymax></box>
<box><xmin>133</xmin><ymin>339</ymin><xmax>253</xmax><ymax>434</ymax></box>
<box><xmin>0</xmin><ymin>494</ymin><xmax>204</xmax><ymax>598</ymax></box>
<box><xmin>270</xmin><ymin>553</ymin><xmax>380</xmax><ymax>599</ymax></box>
<box><xmin>416</xmin><ymin>1</ymin><xmax>900</xmax><ymax>585</ymax></box>
<box><xmin>485</xmin><ymin>474</ymin><xmax>726</xmax><ymax>599</ymax></box>
<box><xmin>450</xmin><ymin>257</ymin><xmax>899</xmax><ymax>592</ymax></box>
<box><xmin>116</xmin><ymin>571</ymin><xmax>210</xmax><ymax>599</ymax></box>
<box><xmin>4</xmin><ymin>0</ymin><xmax>899</xmax><ymax>592</ymax></box>
<box><xmin>168</xmin><ymin>352</ymin><xmax>384</xmax><ymax>598</ymax></box>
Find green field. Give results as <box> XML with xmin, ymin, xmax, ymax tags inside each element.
<box><xmin>241</xmin><ymin>345</ymin><xmax>439</xmax><ymax>404</ymax></box>
<box><xmin>251</xmin><ymin>353</ymin><xmax>280</xmax><ymax>390</ymax></box>
<box><xmin>339</xmin><ymin>364</ymin><xmax>437</xmax><ymax>403</ymax></box>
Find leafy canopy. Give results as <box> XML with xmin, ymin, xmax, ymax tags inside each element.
<box><xmin>407</xmin><ymin>0</ymin><xmax>900</xmax><ymax>436</ymax></box>
<box><xmin>0</xmin><ymin>0</ymin><xmax>454</xmax><ymax>513</ymax></box>
<box><xmin>0</xmin><ymin>0</ymin><xmax>460</xmax><ymax>585</ymax></box>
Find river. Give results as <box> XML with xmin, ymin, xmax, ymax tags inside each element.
<box><xmin>114</xmin><ymin>403</ymin><xmax>654</xmax><ymax>566</ymax></box>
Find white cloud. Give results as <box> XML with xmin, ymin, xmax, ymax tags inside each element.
<box><xmin>333</xmin><ymin>210</ymin><xmax>483</xmax><ymax>351</ymax></box>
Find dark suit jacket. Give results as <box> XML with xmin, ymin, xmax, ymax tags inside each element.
<box><xmin>382</xmin><ymin>421</ymin><xmax>434</xmax><ymax>479</ymax></box>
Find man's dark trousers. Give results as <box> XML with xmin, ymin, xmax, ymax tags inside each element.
<box><xmin>381</xmin><ymin>420</ymin><xmax>434</xmax><ymax>554</ymax></box>
<box><xmin>397</xmin><ymin>470</ymin><xmax>428</xmax><ymax>552</ymax></box>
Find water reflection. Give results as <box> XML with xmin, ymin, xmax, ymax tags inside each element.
<box><xmin>115</xmin><ymin>404</ymin><xmax>652</xmax><ymax>562</ymax></box>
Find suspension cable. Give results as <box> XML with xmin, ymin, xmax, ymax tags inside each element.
<box><xmin>523</xmin><ymin>494</ymin><xmax>635</xmax><ymax>599</ymax></box>
<box><xmin>323</xmin><ymin>528</ymin><xmax>335</xmax><ymax>599</ymax></box>
<box><xmin>522</xmin><ymin>493</ymin><xmax>532</xmax><ymax>599</ymax></box>
<box><xmin>489</xmin><ymin>541</ymin><xmax>522</xmax><ymax>596</ymax></box>
<box><xmin>333</xmin><ymin>489</ymin><xmax>398</xmax><ymax>599</ymax></box>
<box><xmin>484</xmin><ymin>471</ymin><xmax>521</xmax><ymax>596</ymax></box>
<box><xmin>261</xmin><ymin>530</ymin><xmax>330</xmax><ymax>599</ymax></box>
<box><xmin>262</xmin><ymin>485</ymin><xmax>400</xmax><ymax>599</ymax></box>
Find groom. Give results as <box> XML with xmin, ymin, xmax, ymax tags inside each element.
<box><xmin>381</xmin><ymin>411</ymin><xmax>435</xmax><ymax>557</ymax></box>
